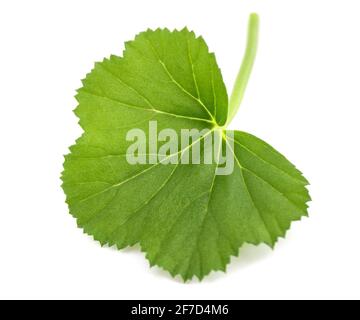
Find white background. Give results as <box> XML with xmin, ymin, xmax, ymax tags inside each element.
<box><xmin>1</xmin><ymin>0</ymin><xmax>359</xmax><ymax>300</ymax></box>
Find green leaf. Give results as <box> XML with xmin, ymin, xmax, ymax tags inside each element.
<box><xmin>62</xmin><ymin>17</ymin><xmax>310</xmax><ymax>281</ymax></box>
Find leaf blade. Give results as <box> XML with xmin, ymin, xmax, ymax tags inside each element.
<box><xmin>62</xmin><ymin>28</ymin><xmax>310</xmax><ymax>281</ymax></box>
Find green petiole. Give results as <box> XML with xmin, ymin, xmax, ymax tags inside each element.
<box><xmin>227</xmin><ymin>13</ymin><xmax>259</xmax><ymax>125</ymax></box>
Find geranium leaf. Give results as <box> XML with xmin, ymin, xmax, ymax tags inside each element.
<box><xmin>62</xmin><ymin>14</ymin><xmax>310</xmax><ymax>281</ymax></box>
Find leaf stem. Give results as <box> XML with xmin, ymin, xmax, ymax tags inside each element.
<box><xmin>227</xmin><ymin>13</ymin><xmax>259</xmax><ymax>125</ymax></box>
